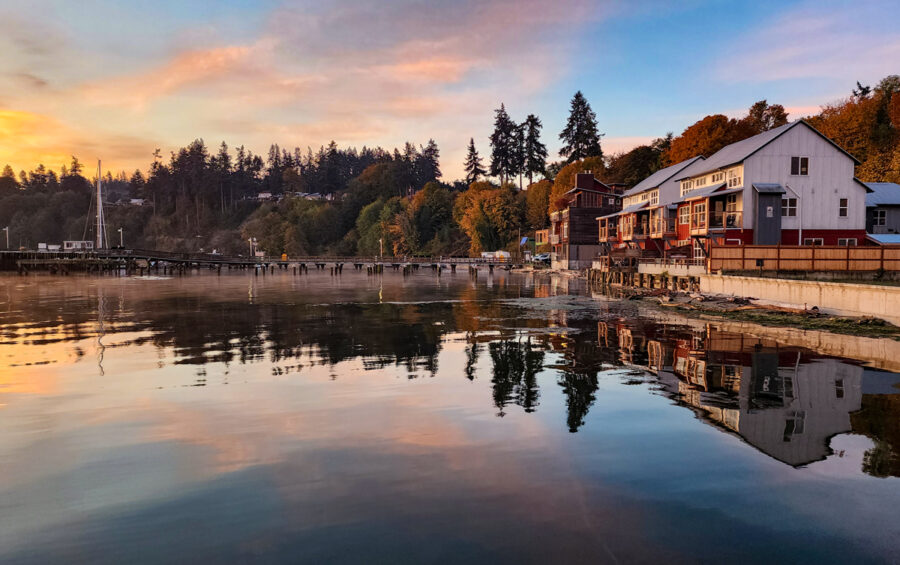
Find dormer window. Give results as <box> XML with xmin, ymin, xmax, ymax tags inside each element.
<box><xmin>790</xmin><ymin>157</ymin><xmax>809</xmax><ymax>176</ymax></box>
<box><xmin>726</xmin><ymin>169</ymin><xmax>742</xmax><ymax>188</ymax></box>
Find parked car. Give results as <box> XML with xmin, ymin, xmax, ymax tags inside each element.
<box><xmin>533</xmin><ymin>253</ymin><xmax>550</xmax><ymax>263</ymax></box>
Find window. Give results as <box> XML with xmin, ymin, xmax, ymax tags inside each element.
<box><xmin>679</xmin><ymin>206</ymin><xmax>690</xmax><ymax>226</ymax></box>
<box><xmin>803</xmin><ymin>238</ymin><xmax>824</xmax><ymax>246</ymax></box>
<box><xmin>726</xmin><ymin>194</ymin><xmax>738</xmax><ymax>212</ymax></box>
<box><xmin>835</xmin><ymin>379</ymin><xmax>844</xmax><ymax>399</ymax></box>
<box><xmin>838</xmin><ymin>238</ymin><xmax>857</xmax><ymax>246</ymax></box>
<box><xmin>790</xmin><ymin>156</ymin><xmax>809</xmax><ymax>176</ymax></box>
<box><xmin>711</xmin><ymin>172</ymin><xmax>724</xmax><ymax>183</ymax></box>
<box><xmin>562</xmin><ymin>222</ymin><xmax>568</xmax><ymax>239</ymax></box>
<box><xmin>781</xmin><ymin>198</ymin><xmax>797</xmax><ymax>217</ymax></box>
<box><xmin>839</xmin><ymin>198</ymin><xmax>848</xmax><ymax>217</ymax></box>
<box><xmin>692</xmin><ymin>202</ymin><xmax>707</xmax><ymax>229</ymax></box>
<box><xmin>649</xmin><ymin>191</ymin><xmax>659</xmax><ymax>206</ymax></box>
<box><xmin>695</xmin><ymin>176</ymin><xmax>707</xmax><ymax>187</ymax></box>
<box><xmin>727</xmin><ymin>168</ymin><xmax>742</xmax><ymax>188</ymax></box>
<box><xmin>873</xmin><ymin>209</ymin><xmax>886</xmax><ymax>226</ymax></box>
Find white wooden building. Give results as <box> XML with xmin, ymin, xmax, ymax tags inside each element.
<box><xmin>672</xmin><ymin>120</ymin><xmax>869</xmax><ymax>248</ymax></box>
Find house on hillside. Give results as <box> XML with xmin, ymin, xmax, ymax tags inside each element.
<box><xmin>864</xmin><ymin>182</ymin><xmax>900</xmax><ymax>234</ymax></box>
<box><xmin>667</xmin><ymin>120</ymin><xmax>869</xmax><ymax>257</ymax></box>
<box><xmin>549</xmin><ymin>172</ymin><xmax>623</xmax><ymax>269</ymax></box>
<box><xmin>598</xmin><ymin>156</ymin><xmax>706</xmax><ymax>255</ymax></box>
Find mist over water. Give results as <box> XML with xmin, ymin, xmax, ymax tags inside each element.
<box><xmin>1</xmin><ymin>271</ymin><xmax>898</xmax><ymax>564</ymax></box>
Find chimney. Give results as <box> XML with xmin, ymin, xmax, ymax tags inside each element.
<box><xmin>575</xmin><ymin>172</ymin><xmax>594</xmax><ymax>190</ymax></box>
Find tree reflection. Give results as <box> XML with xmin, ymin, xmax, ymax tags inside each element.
<box><xmin>489</xmin><ymin>337</ymin><xmax>543</xmax><ymax>416</ymax></box>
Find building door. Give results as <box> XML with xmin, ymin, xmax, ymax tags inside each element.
<box><xmin>754</xmin><ymin>193</ymin><xmax>782</xmax><ymax>244</ymax></box>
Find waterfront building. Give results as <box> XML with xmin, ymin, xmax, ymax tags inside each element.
<box><xmin>864</xmin><ymin>182</ymin><xmax>900</xmax><ymax>235</ymax></box>
<box><xmin>550</xmin><ymin>172</ymin><xmax>622</xmax><ymax>269</ymax></box>
<box><xmin>670</xmin><ymin>120</ymin><xmax>868</xmax><ymax>252</ymax></box>
<box><xmin>598</xmin><ymin>156</ymin><xmax>706</xmax><ymax>254</ymax></box>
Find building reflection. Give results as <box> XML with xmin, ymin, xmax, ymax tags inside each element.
<box><xmin>599</xmin><ymin>321</ymin><xmax>900</xmax><ymax>476</ymax></box>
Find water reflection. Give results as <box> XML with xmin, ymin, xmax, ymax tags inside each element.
<box><xmin>601</xmin><ymin>320</ymin><xmax>900</xmax><ymax>476</ymax></box>
<box><xmin>1</xmin><ymin>272</ymin><xmax>900</xmax><ymax>563</ymax></box>
<box><xmin>2</xmin><ymin>274</ymin><xmax>898</xmax><ymax>478</ymax></box>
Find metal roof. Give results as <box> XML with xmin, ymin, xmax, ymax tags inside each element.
<box><xmin>867</xmin><ymin>233</ymin><xmax>900</xmax><ymax>245</ymax></box>
<box><xmin>597</xmin><ymin>201</ymin><xmax>648</xmax><ymax>220</ymax></box>
<box><xmin>752</xmin><ymin>183</ymin><xmax>787</xmax><ymax>194</ymax></box>
<box><xmin>621</xmin><ymin>156</ymin><xmax>704</xmax><ymax>197</ymax></box>
<box><xmin>864</xmin><ymin>182</ymin><xmax>900</xmax><ymax>207</ymax></box>
<box><xmin>676</xmin><ymin>182</ymin><xmax>727</xmax><ymax>203</ymax></box>
<box><xmin>673</xmin><ymin>120</ymin><xmax>861</xmax><ymax>181</ymax></box>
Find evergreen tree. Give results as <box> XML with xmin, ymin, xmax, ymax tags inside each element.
<box><xmin>559</xmin><ymin>91</ymin><xmax>603</xmax><ymax>163</ymax></box>
<box><xmin>489</xmin><ymin>103</ymin><xmax>517</xmax><ymax>185</ymax></box>
<box><xmin>522</xmin><ymin>114</ymin><xmax>547</xmax><ymax>185</ymax></box>
<box><xmin>512</xmin><ymin>123</ymin><xmax>526</xmax><ymax>190</ymax></box>
<box><xmin>463</xmin><ymin>138</ymin><xmax>486</xmax><ymax>185</ymax></box>
<box><xmin>416</xmin><ymin>139</ymin><xmax>441</xmax><ymax>188</ymax></box>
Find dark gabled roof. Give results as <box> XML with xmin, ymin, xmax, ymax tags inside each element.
<box><xmin>864</xmin><ymin>182</ymin><xmax>900</xmax><ymax>206</ymax></box>
<box><xmin>673</xmin><ymin>120</ymin><xmax>861</xmax><ymax>181</ymax></box>
<box><xmin>622</xmin><ymin>156</ymin><xmax>704</xmax><ymax>197</ymax></box>
<box><xmin>752</xmin><ymin>183</ymin><xmax>787</xmax><ymax>194</ymax></box>
<box><xmin>564</xmin><ymin>185</ymin><xmax>615</xmax><ymax>196</ymax></box>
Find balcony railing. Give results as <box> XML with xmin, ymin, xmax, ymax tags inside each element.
<box><xmin>709</xmin><ymin>211</ymin><xmax>743</xmax><ymax>230</ymax></box>
<box><xmin>649</xmin><ymin>217</ymin><xmax>675</xmax><ymax>237</ymax></box>
<box><xmin>600</xmin><ymin>228</ymin><xmax>618</xmax><ymax>240</ymax></box>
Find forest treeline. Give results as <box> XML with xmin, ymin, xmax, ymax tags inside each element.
<box><xmin>2</xmin><ymin>75</ymin><xmax>898</xmax><ymax>256</ymax></box>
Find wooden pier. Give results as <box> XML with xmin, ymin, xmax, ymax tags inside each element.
<box><xmin>0</xmin><ymin>249</ymin><xmax>520</xmax><ymax>275</ymax></box>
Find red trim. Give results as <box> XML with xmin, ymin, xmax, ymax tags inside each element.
<box><xmin>779</xmin><ymin>229</ymin><xmax>866</xmax><ymax>246</ymax></box>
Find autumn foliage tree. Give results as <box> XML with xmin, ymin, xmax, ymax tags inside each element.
<box><xmin>663</xmin><ymin>100</ymin><xmax>788</xmax><ymax>165</ymax></box>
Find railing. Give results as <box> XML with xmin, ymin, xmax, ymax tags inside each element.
<box><xmin>599</xmin><ymin>227</ymin><xmax>617</xmax><ymax>240</ymax></box>
<box><xmin>649</xmin><ymin>217</ymin><xmax>675</xmax><ymax>237</ymax></box>
<box><xmin>709</xmin><ymin>211</ymin><xmax>743</xmax><ymax>229</ymax></box>
<box><xmin>638</xmin><ymin>257</ymin><xmax>706</xmax><ymax>267</ymax></box>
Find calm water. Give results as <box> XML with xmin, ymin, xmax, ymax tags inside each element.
<box><xmin>1</xmin><ymin>271</ymin><xmax>898</xmax><ymax>564</ymax></box>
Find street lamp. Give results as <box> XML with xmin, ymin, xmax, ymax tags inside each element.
<box><xmin>118</xmin><ymin>227</ymin><xmax>124</xmax><ymax>248</ymax></box>
<box><xmin>2</xmin><ymin>226</ymin><xmax>8</xmax><ymax>250</ymax></box>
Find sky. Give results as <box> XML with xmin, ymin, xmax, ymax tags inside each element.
<box><xmin>0</xmin><ymin>0</ymin><xmax>898</xmax><ymax>181</ymax></box>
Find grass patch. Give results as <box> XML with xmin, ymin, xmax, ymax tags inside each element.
<box><xmin>661</xmin><ymin>303</ymin><xmax>900</xmax><ymax>339</ymax></box>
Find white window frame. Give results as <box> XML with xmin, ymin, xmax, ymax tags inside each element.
<box><xmin>803</xmin><ymin>238</ymin><xmax>824</xmax><ymax>246</ymax></box>
<box><xmin>726</xmin><ymin>168</ymin><xmax>742</xmax><ymax>188</ymax></box>
<box><xmin>838</xmin><ymin>198</ymin><xmax>848</xmax><ymax>218</ymax></box>
<box><xmin>678</xmin><ymin>206</ymin><xmax>690</xmax><ymax>226</ymax></box>
<box><xmin>873</xmin><ymin>209</ymin><xmax>886</xmax><ymax>226</ymax></box>
<box><xmin>711</xmin><ymin>171</ymin><xmax>724</xmax><ymax>183</ymax></box>
<box><xmin>649</xmin><ymin>190</ymin><xmax>659</xmax><ymax>206</ymax></box>
<box><xmin>838</xmin><ymin>238</ymin><xmax>857</xmax><ymax>246</ymax></box>
<box><xmin>781</xmin><ymin>197</ymin><xmax>797</xmax><ymax>217</ymax></box>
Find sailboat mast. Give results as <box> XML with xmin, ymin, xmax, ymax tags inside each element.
<box><xmin>96</xmin><ymin>160</ymin><xmax>104</xmax><ymax>250</ymax></box>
